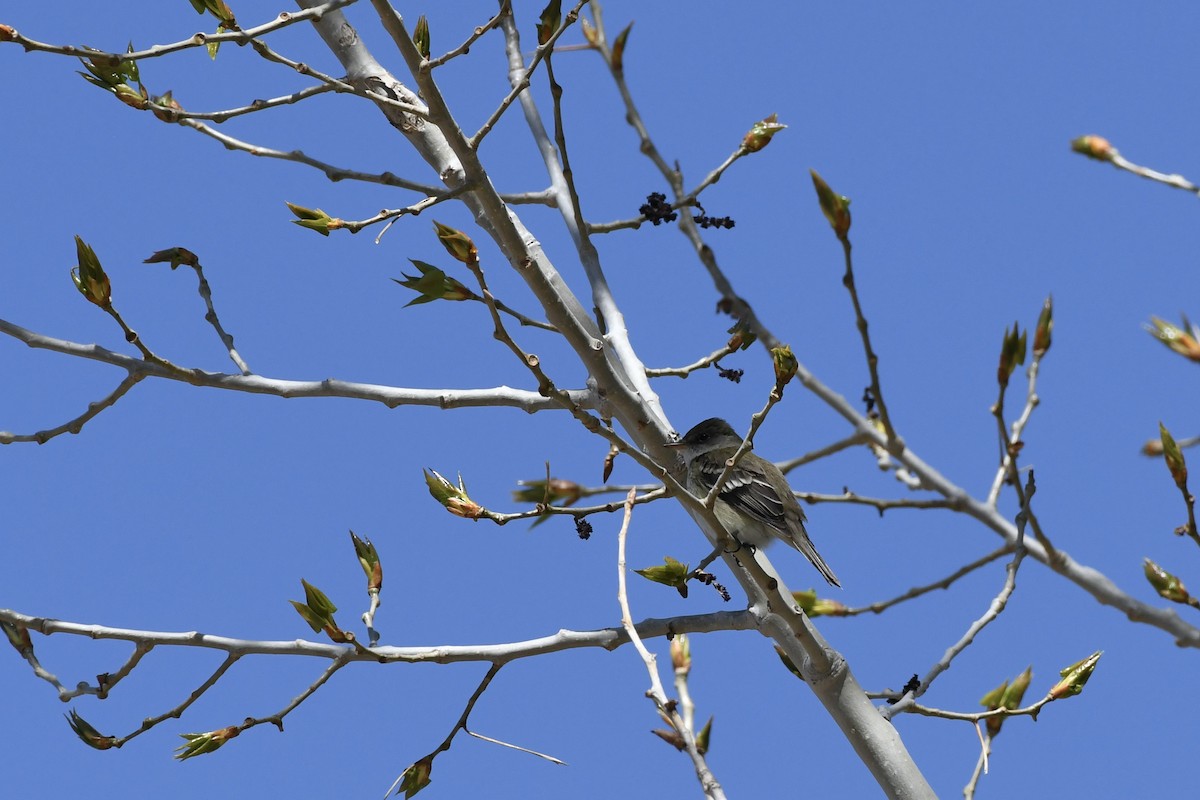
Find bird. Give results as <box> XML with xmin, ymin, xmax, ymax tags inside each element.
<box><xmin>667</xmin><ymin>417</ymin><xmax>840</xmax><ymax>587</ymax></box>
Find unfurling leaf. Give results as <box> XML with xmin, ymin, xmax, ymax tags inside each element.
<box><xmin>150</xmin><ymin>89</ymin><xmax>184</xmax><ymax>122</ymax></box>
<box><xmin>1070</xmin><ymin>134</ymin><xmax>1115</xmax><ymax>162</ymax></box>
<box><xmin>424</xmin><ymin>468</ymin><xmax>484</xmax><ymax>519</ymax></box>
<box><xmin>394</xmin><ymin>260</ymin><xmax>475</xmax><ymax>306</ymax></box>
<box><xmin>431</xmin><ymin>221</ymin><xmax>478</xmax><ymax>265</ymax></box>
<box><xmin>635</xmin><ymin>556</ymin><xmax>690</xmax><ymax>596</ymax></box>
<box><xmin>1033</xmin><ymin>295</ymin><xmax>1054</xmax><ymax>357</ymax></box>
<box><xmin>695</xmin><ymin>715</ymin><xmax>713</xmax><ymax>755</ymax></box>
<box><xmin>71</xmin><ymin>235</ymin><xmax>112</xmax><ymax>307</ymax></box>
<box><xmin>395</xmin><ymin>756</ymin><xmax>434</xmax><ymax>798</ymax></box>
<box><xmin>350</xmin><ymin>530</ymin><xmax>383</xmax><ymax>592</ymax></box>
<box><xmin>144</xmin><ymin>247</ymin><xmax>199</xmax><ymax>270</ymax></box>
<box><xmin>536</xmin><ymin>0</ymin><xmax>562</xmax><ymax>46</ymax></box>
<box><xmin>580</xmin><ymin>19</ymin><xmax>598</xmax><ymax>47</ymax></box>
<box><xmin>670</xmin><ymin>633</ymin><xmax>691</xmax><ymax>674</ymax></box>
<box><xmin>285</xmin><ymin>202</ymin><xmax>341</xmax><ymax>236</ymax></box>
<box><xmin>980</xmin><ymin>666</ymin><xmax>1032</xmax><ymax>737</ymax></box>
<box><xmin>1047</xmin><ymin>651</ymin><xmax>1102</xmax><ymax>700</ymax></box>
<box><xmin>290</xmin><ymin>579</ymin><xmax>351</xmax><ymax>643</ymax></box>
<box><xmin>1145</xmin><ymin>315</ymin><xmax>1200</xmax><ymax>362</ymax></box>
<box><xmin>771</xmin><ymin>344</ymin><xmax>798</xmax><ymax>391</ymax></box>
<box><xmin>412</xmin><ymin>15</ymin><xmax>430</xmax><ymax>60</ymax></box>
<box><xmin>512</xmin><ymin>478</ymin><xmax>583</xmax><ymax>506</ymax></box>
<box><xmin>743</xmin><ymin>113</ymin><xmax>786</xmax><ymax>154</ymax></box>
<box><xmin>1</xmin><ymin>620</ymin><xmax>33</xmax><ymax>654</ymax></box>
<box><xmin>774</xmin><ymin>645</ymin><xmax>803</xmax><ymax>679</ymax></box>
<box><xmin>65</xmin><ymin>709</ymin><xmax>117</xmax><ymax>750</ymax></box>
<box><xmin>726</xmin><ymin>318</ymin><xmax>757</xmax><ymax>351</ymax></box>
<box><xmin>997</xmin><ymin>322</ymin><xmax>1027</xmax><ymax>389</ymax></box>
<box><xmin>1143</xmin><ymin>558</ymin><xmax>1197</xmax><ymax>606</ymax></box>
<box><xmin>611</xmin><ymin>23</ymin><xmax>632</xmax><ymax>72</ymax></box>
<box><xmin>791</xmin><ymin>589</ymin><xmax>848</xmax><ymax>617</ymax></box>
<box><xmin>1159</xmin><ymin>422</ymin><xmax>1189</xmax><ymax>491</ymax></box>
<box><xmin>809</xmin><ymin>168</ymin><xmax>851</xmax><ymax>239</ymax></box>
<box><xmin>175</xmin><ymin>726</ymin><xmax>240</xmax><ymax>760</ymax></box>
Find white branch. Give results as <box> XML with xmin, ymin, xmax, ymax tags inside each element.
<box><xmin>0</xmin><ymin>317</ymin><xmax>587</xmax><ymax>414</ymax></box>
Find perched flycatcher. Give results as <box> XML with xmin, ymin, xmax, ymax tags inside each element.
<box><xmin>667</xmin><ymin>417</ymin><xmax>840</xmax><ymax>587</ymax></box>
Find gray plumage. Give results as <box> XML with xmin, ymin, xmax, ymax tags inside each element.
<box><xmin>669</xmin><ymin>418</ymin><xmax>840</xmax><ymax>587</ymax></box>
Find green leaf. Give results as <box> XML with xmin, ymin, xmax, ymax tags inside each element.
<box><xmin>536</xmin><ymin>0</ymin><xmax>562</xmax><ymax>46</ymax></box>
<box><xmin>1048</xmin><ymin>651</ymin><xmax>1102</xmax><ymax>700</ymax></box>
<box><xmin>350</xmin><ymin>530</ymin><xmax>383</xmax><ymax>592</ymax></box>
<box><xmin>65</xmin><ymin>709</ymin><xmax>117</xmax><ymax>750</ymax></box>
<box><xmin>1159</xmin><ymin>422</ymin><xmax>1188</xmax><ymax>490</ymax></box>
<box><xmin>175</xmin><ymin>726</ymin><xmax>240</xmax><ymax>760</ymax></box>
<box><xmin>611</xmin><ymin>23</ymin><xmax>632</xmax><ymax>72</ymax></box>
<box><xmin>809</xmin><ymin>167</ymin><xmax>850</xmax><ymax>238</ymax></box>
<box><xmin>396</xmin><ymin>756</ymin><xmax>434</xmax><ymax>798</ymax></box>
<box><xmin>412</xmin><ymin>15</ymin><xmax>430</xmax><ymax>60</ymax></box>
<box><xmin>144</xmin><ymin>247</ymin><xmax>199</xmax><ymax>270</ymax></box>
<box><xmin>432</xmin><ymin>220</ymin><xmax>478</xmax><ymax>264</ymax></box>
<box><xmin>71</xmin><ymin>235</ymin><xmax>111</xmax><ymax>307</ymax></box>
<box><xmin>635</xmin><ymin>556</ymin><xmax>690</xmax><ymax>589</ymax></box>
<box><xmin>1033</xmin><ymin>295</ymin><xmax>1054</xmax><ymax>357</ymax></box>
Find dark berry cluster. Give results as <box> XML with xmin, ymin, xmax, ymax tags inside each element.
<box><xmin>692</xmin><ymin>202</ymin><xmax>735</xmax><ymax>229</ymax></box>
<box><xmin>639</xmin><ymin>192</ymin><xmax>678</xmax><ymax>225</ymax></box>
<box><xmin>575</xmin><ymin>516</ymin><xmax>593</xmax><ymax>540</ymax></box>
<box><xmin>692</xmin><ymin>570</ymin><xmax>731</xmax><ymax>602</ymax></box>
<box><xmin>717</xmin><ymin>365</ymin><xmax>744</xmax><ymax>384</ymax></box>
<box><xmin>887</xmin><ymin>674</ymin><xmax>921</xmax><ymax>705</ymax></box>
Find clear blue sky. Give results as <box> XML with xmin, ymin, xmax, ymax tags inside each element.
<box><xmin>4</xmin><ymin>2</ymin><xmax>1200</xmax><ymax>797</ymax></box>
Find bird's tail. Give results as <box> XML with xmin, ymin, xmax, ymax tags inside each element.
<box><xmin>789</xmin><ymin>532</ymin><xmax>840</xmax><ymax>588</ymax></box>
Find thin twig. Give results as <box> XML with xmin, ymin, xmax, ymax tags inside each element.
<box><xmin>148</xmin><ymin>84</ymin><xmax>336</xmax><ymax>123</ymax></box>
<box><xmin>1</xmin><ymin>1</ymin><xmax>356</xmax><ymax>61</ymax></box>
<box><xmin>245</xmin><ymin>38</ymin><xmax>428</xmax><ymax>117</ymax></box>
<box><xmin>840</xmin><ymin>546</ymin><xmax>1012</xmax><ymax>617</ymax></box>
<box><xmin>883</xmin><ymin>482</ymin><xmax>1032</xmax><ymax>721</ymax></box>
<box><xmin>616</xmin><ymin>489</ymin><xmax>727</xmax><ymax>800</ymax></box>
<box><xmin>1</xmin><ymin>606</ymin><xmax>758</xmax><ymax>665</ymax></box>
<box><xmin>838</xmin><ymin>236</ymin><xmax>900</xmax><ymax>449</ymax></box>
<box><xmin>645</xmin><ymin>344</ymin><xmax>737</xmax><ymax>378</ymax></box>
<box><xmin>185</xmin><ymin>261</ymin><xmax>251</xmax><ymax>374</ymax></box>
<box><xmin>468</xmin><ymin>2</ymin><xmax>586</xmax><ymax>149</ymax></box>
<box><xmin>241</xmin><ymin>653</ymin><xmax>352</xmax><ymax>738</ymax></box>
<box><xmin>116</xmin><ymin>653</ymin><xmax>241</xmax><ymax>746</ymax></box>
<box><xmin>0</xmin><ymin>316</ymin><xmax>589</xmax><ymax>412</ymax></box>
<box><xmin>484</xmin><ymin>487</ymin><xmax>669</xmax><ymax>525</ymax></box>
<box><xmin>776</xmin><ymin>432</ymin><xmax>871</xmax><ymax>474</ymax></box>
<box><xmin>178</xmin><ymin>118</ymin><xmax>443</xmax><ymax>193</ymax></box>
<box><xmin>0</xmin><ymin>372</ymin><xmax>144</xmax><ymax>444</ymax></box>
<box><xmin>796</xmin><ymin>490</ymin><xmax>959</xmax><ymax>515</ymax></box>
<box><xmin>424</xmin><ymin>1</ymin><xmax>511</xmax><ymax>69</ymax></box>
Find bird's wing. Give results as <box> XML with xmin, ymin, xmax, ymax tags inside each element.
<box><xmin>692</xmin><ymin>456</ymin><xmax>798</xmax><ymax>531</ymax></box>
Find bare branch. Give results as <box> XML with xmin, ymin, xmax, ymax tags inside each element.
<box><xmin>424</xmin><ymin>1</ymin><xmax>510</xmax><ymax>69</ymax></box>
<box><xmin>645</xmin><ymin>344</ymin><xmax>737</xmax><ymax>378</ymax></box>
<box><xmin>0</xmin><ymin>372</ymin><xmax>144</xmax><ymax>444</ymax></box>
<box><xmin>0</xmin><ymin>1</ymin><xmax>356</xmax><ymax>61</ymax></box>
<box><xmin>150</xmin><ymin>83</ymin><xmax>336</xmax><ymax>123</ymax></box>
<box><xmin>777</xmin><ymin>432</ymin><xmax>871</xmax><ymax>474</ymax></box>
<box><xmin>0</xmin><ymin>317</ymin><xmax>589</xmax><ymax>413</ymax></box>
<box><xmin>796</xmin><ymin>490</ymin><xmax>960</xmax><ymax>515</ymax></box>
<box><xmin>616</xmin><ymin>490</ymin><xmax>727</xmax><ymax>800</ymax></box>
<box><xmin>840</xmin><ymin>546</ymin><xmax>1013</xmax><ymax>617</ymax></box>
<box><xmin>883</xmin><ymin>498</ymin><xmax>1031</xmax><ymax>720</ymax></box>
<box><xmin>0</xmin><ymin>606</ymin><xmax>757</xmax><ymax>665</ymax></box>
<box><xmin>177</xmin><ymin>118</ymin><xmax>444</xmax><ymax>193</ymax></box>
<box><xmin>116</xmin><ymin>653</ymin><xmax>241</xmax><ymax>746</ymax></box>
